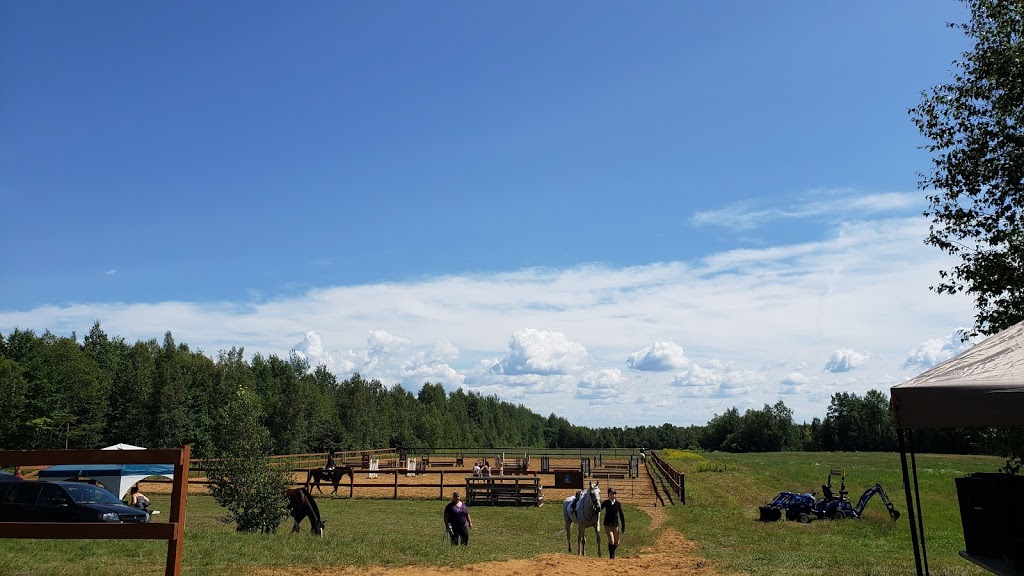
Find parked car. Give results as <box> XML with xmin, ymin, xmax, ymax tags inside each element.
<box><xmin>0</xmin><ymin>480</ymin><xmax>150</xmax><ymax>523</ymax></box>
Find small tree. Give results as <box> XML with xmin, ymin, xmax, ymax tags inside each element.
<box><xmin>205</xmin><ymin>387</ymin><xmax>289</xmax><ymax>533</ymax></box>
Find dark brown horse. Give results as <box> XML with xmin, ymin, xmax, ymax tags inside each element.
<box><xmin>286</xmin><ymin>487</ymin><xmax>324</xmax><ymax>536</ymax></box>
<box><xmin>305</xmin><ymin>466</ymin><xmax>355</xmax><ymax>495</ymax></box>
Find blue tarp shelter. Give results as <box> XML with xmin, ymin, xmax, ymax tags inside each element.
<box><xmin>37</xmin><ymin>443</ymin><xmax>174</xmax><ymax>499</ymax></box>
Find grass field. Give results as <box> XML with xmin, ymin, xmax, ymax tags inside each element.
<box><xmin>660</xmin><ymin>450</ymin><xmax>1002</xmax><ymax>576</ymax></box>
<box><xmin>0</xmin><ymin>451</ymin><xmax>1005</xmax><ymax>575</ymax></box>
<box><xmin>0</xmin><ymin>491</ymin><xmax>655</xmax><ymax>575</ymax></box>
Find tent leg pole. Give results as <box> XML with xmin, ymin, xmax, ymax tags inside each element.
<box><xmin>908</xmin><ymin>430</ymin><xmax>929</xmax><ymax>575</ymax></box>
<box><xmin>898</xmin><ymin>429</ymin><xmax>924</xmax><ymax>576</ymax></box>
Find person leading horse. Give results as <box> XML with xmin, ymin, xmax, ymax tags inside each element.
<box><xmin>563</xmin><ymin>481</ymin><xmax>602</xmax><ymax>557</ymax></box>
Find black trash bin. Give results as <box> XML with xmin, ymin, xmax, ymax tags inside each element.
<box><xmin>956</xmin><ymin>473</ymin><xmax>1024</xmax><ymax>562</ymax></box>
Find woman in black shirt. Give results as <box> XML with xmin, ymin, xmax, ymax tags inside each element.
<box><xmin>601</xmin><ymin>487</ymin><xmax>626</xmax><ymax>558</ymax></box>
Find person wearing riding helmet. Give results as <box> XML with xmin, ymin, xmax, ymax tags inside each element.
<box><xmin>443</xmin><ymin>491</ymin><xmax>473</xmax><ymax>545</ymax></box>
<box><xmin>601</xmin><ymin>487</ymin><xmax>626</xmax><ymax>558</ymax></box>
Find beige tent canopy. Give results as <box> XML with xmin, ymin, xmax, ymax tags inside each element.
<box><xmin>889</xmin><ymin>319</ymin><xmax>1024</xmax><ymax>576</ymax></box>
<box><xmin>891</xmin><ymin>319</ymin><xmax>1024</xmax><ymax>429</ymax></box>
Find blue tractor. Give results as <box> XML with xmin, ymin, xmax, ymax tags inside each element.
<box><xmin>759</xmin><ymin>467</ymin><xmax>900</xmax><ymax>523</ymax></box>
<box><xmin>759</xmin><ymin>490</ymin><xmax>817</xmax><ymax>523</ymax></box>
<box><xmin>811</xmin><ymin>467</ymin><xmax>901</xmax><ymax>522</ymax></box>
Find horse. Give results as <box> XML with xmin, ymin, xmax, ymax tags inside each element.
<box><xmin>286</xmin><ymin>487</ymin><xmax>325</xmax><ymax>536</ymax></box>
<box><xmin>563</xmin><ymin>481</ymin><xmax>602</xmax><ymax>557</ymax></box>
<box><xmin>305</xmin><ymin>466</ymin><xmax>355</xmax><ymax>495</ymax></box>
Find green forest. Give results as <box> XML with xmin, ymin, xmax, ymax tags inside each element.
<box><xmin>0</xmin><ymin>323</ymin><xmax>1006</xmax><ymax>458</ymax></box>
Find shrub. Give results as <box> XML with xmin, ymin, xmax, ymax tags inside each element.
<box><xmin>204</xmin><ymin>387</ymin><xmax>289</xmax><ymax>533</ymax></box>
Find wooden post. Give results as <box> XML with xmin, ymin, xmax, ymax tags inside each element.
<box><xmin>165</xmin><ymin>444</ymin><xmax>190</xmax><ymax>576</ymax></box>
<box><xmin>393</xmin><ymin>471</ymin><xmax>398</xmax><ymax>499</ymax></box>
<box><xmin>440</xmin><ymin>471</ymin><xmax>444</xmax><ymax>500</ymax></box>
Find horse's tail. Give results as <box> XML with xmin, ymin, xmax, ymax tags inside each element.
<box><xmin>304</xmin><ymin>469</ymin><xmax>314</xmax><ymax>490</ymax></box>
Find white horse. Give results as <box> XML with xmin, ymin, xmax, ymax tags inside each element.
<box><xmin>563</xmin><ymin>481</ymin><xmax>602</xmax><ymax>557</ymax></box>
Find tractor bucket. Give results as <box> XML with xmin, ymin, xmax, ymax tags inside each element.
<box><xmin>759</xmin><ymin>506</ymin><xmax>782</xmax><ymax>522</ymax></box>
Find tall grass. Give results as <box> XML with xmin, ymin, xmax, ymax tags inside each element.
<box><xmin>661</xmin><ymin>451</ymin><xmax>999</xmax><ymax>576</ymax></box>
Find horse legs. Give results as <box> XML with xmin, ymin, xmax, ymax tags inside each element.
<box><xmin>593</xmin><ymin>522</ymin><xmax>602</xmax><ymax>558</ymax></box>
<box><xmin>564</xmin><ymin>518</ymin><xmax>572</xmax><ymax>553</ymax></box>
<box><xmin>578</xmin><ymin>524</ymin><xmax>586</xmax><ymax>556</ymax></box>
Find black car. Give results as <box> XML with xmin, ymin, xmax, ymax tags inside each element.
<box><xmin>0</xmin><ymin>480</ymin><xmax>150</xmax><ymax>523</ymax></box>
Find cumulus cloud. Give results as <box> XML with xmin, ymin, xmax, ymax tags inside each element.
<box><xmin>627</xmin><ymin>341</ymin><xmax>689</xmax><ymax>371</ymax></box>
<box><xmin>902</xmin><ymin>329</ymin><xmax>974</xmax><ymax>370</ymax></box>
<box><xmin>670</xmin><ymin>363</ymin><xmax>762</xmax><ymax>398</ymax></box>
<box><xmin>400</xmin><ymin>340</ymin><xmax>464</xmax><ymax>387</ymax></box>
<box><xmin>291</xmin><ymin>331</ymin><xmax>335</xmax><ymax>370</ymax></box>
<box><xmin>779</xmin><ymin>372</ymin><xmax>815</xmax><ymax>395</ymax></box>
<box><xmin>490</xmin><ymin>329</ymin><xmax>589</xmax><ymax>375</ymax></box>
<box><xmin>824</xmin><ymin>348</ymin><xmax>871</xmax><ymax>373</ymax></box>
<box><xmin>575</xmin><ymin>368</ymin><xmax>628</xmax><ymax>403</ymax></box>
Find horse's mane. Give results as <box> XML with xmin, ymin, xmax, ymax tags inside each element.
<box><xmin>301</xmin><ymin>487</ymin><xmax>321</xmax><ymax>524</ymax></box>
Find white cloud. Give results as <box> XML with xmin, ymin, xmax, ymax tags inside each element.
<box><xmin>902</xmin><ymin>329</ymin><xmax>974</xmax><ymax>370</ymax></box>
<box><xmin>670</xmin><ymin>363</ymin><xmax>762</xmax><ymax>398</ymax></box>
<box><xmin>692</xmin><ymin>189</ymin><xmax>921</xmax><ymax>231</ymax></box>
<box><xmin>490</xmin><ymin>329</ymin><xmax>589</xmax><ymax>376</ymax></box>
<box><xmin>779</xmin><ymin>372</ymin><xmax>815</xmax><ymax>395</ymax></box>
<box><xmin>627</xmin><ymin>341</ymin><xmax>689</xmax><ymax>371</ymax></box>
<box><xmin>0</xmin><ymin>206</ymin><xmax>976</xmax><ymax>427</ymax></box>
<box><xmin>291</xmin><ymin>330</ymin><xmax>335</xmax><ymax>370</ymax></box>
<box><xmin>399</xmin><ymin>340</ymin><xmax>464</xmax><ymax>387</ymax></box>
<box><xmin>824</xmin><ymin>348</ymin><xmax>871</xmax><ymax>373</ymax></box>
<box><xmin>575</xmin><ymin>368</ymin><xmax>629</xmax><ymax>404</ymax></box>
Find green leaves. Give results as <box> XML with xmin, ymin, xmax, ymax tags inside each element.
<box><xmin>911</xmin><ymin>0</ymin><xmax>1024</xmax><ymax>337</ymax></box>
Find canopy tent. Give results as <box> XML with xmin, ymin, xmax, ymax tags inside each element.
<box><xmin>891</xmin><ymin>319</ymin><xmax>1024</xmax><ymax>430</ymax></box>
<box><xmin>889</xmin><ymin>319</ymin><xmax>1024</xmax><ymax>576</ymax></box>
<box><xmin>37</xmin><ymin>444</ymin><xmax>174</xmax><ymax>500</ymax></box>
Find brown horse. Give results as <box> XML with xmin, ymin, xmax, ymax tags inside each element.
<box><xmin>286</xmin><ymin>487</ymin><xmax>324</xmax><ymax>536</ymax></box>
<box><xmin>305</xmin><ymin>466</ymin><xmax>355</xmax><ymax>495</ymax></box>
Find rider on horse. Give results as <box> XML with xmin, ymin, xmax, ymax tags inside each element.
<box><xmin>324</xmin><ymin>449</ymin><xmax>336</xmax><ymax>472</ymax></box>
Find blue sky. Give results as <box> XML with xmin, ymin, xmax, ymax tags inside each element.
<box><xmin>1</xmin><ymin>1</ymin><xmax>978</xmax><ymax>427</ymax></box>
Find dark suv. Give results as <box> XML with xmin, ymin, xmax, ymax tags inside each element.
<box><xmin>0</xmin><ymin>480</ymin><xmax>150</xmax><ymax>523</ymax></box>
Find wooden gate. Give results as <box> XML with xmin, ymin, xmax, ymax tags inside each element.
<box><xmin>0</xmin><ymin>447</ymin><xmax>191</xmax><ymax>576</ymax></box>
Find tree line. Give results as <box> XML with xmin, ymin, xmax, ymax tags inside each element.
<box><xmin>0</xmin><ymin>323</ymin><xmax>1007</xmax><ymax>458</ymax></box>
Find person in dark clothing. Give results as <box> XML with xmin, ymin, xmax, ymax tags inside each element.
<box><xmin>442</xmin><ymin>491</ymin><xmax>473</xmax><ymax>545</ymax></box>
<box><xmin>601</xmin><ymin>487</ymin><xmax>626</xmax><ymax>558</ymax></box>
<box><xmin>324</xmin><ymin>449</ymin><xmax>337</xmax><ymax>471</ymax></box>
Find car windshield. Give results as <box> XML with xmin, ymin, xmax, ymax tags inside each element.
<box><xmin>62</xmin><ymin>483</ymin><xmax>122</xmax><ymax>505</ymax></box>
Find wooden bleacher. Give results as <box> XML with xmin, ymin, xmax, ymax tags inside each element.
<box><xmin>465</xmin><ymin>476</ymin><xmax>543</xmax><ymax>507</ymax></box>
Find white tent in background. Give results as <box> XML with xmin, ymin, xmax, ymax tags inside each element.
<box><xmin>37</xmin><ymin>443</ymin><xmax>175</xmax><ymax>499</ymax></box>
<box><xmin>103</xmin><ymin>443</ymin><xmax>147</xmax><ymax>451</ymax></box>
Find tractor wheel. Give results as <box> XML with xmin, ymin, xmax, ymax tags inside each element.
<box><xmin>830</xmin><ymin>510</ymin><xmax>845</xmax><ymax>521</ymax></box>
<box><xmin>798</xmin><ymin>512</ymin><xmax>812</xmax><ymax>524</ymax></box>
